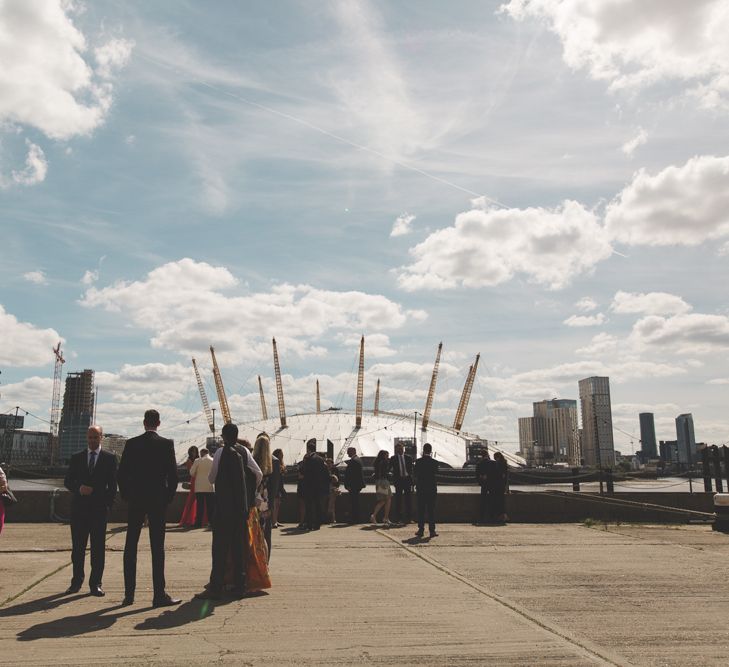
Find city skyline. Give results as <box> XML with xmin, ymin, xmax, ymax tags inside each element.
<box><xmin>1</xmin><ymin>1</ymin><xmax>728</xmax><ymax>452</ymax></box>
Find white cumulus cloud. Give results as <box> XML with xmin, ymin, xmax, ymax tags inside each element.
<box><xmin>575</xmin><ymin>296</ymin><xmax>598</xmax><ymax>312</ymax></box>
<box><xmin>563</xmin><ymin>313</ymin><xmax>606</xmax><ymax>327</ymax></box>
<box><xmin>611</xmin><ymin>290</ymin><xmax>692</xmax><ymax>316</ymax></box>
<box><xmin>390</xmin><ymin>213</ymin><xmax>415</xmax><ymax>237</ymax></box>
<box><xmin>0</xmin><ymin>305</ymin><xmax>62</xmax><ymax>367</ymax></box>
<box><xmin>23</xmin><ymin>270</ymin><xmax>48</xmax><ymax>285</ymax></box>
<box><xmin>397</xmin><ymin>201</ymin><xmax>612</xmax><ymax>291</ymax></box>
<box><xmin>630</xmin><ymin>313</ymin><xmax>729</xmax><ymax>354</ymax></box>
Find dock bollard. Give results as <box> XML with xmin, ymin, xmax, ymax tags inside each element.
<box><xmin>712</xmin><ymin>494</ymin><xmax>729</xmax><ymax>532</ymax></box>
<box><xmin>572</xmin><ymin>467</ymin><xmax>580</xmax><ymax>492</ymax></box>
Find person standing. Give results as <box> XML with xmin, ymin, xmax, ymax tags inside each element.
<box><xmin>0</xmin><ymin>463</ymin><xmax>8</xmax><ymax>535</ymax></box>
<box><xmin>370</xmin><ymin>450</ymin><xmax>392</xmax><ymax>526</ymax></box>
<box><xmin>118</xmin><ymin>409</ymin><xmax>180</xmax><ymax>608</ymax></box>
<box><xmin>476</xmin><ymin>451</ymin><xmax>493</xmax><ymax>524</ymax></box>
<box><xmin>492</xmin><ymin>451</ymin><xmax>509</xmax><ymax>523</ymax></box>
<box><xmin>301</xmin><ymin>442</ymin><xmax>328</xmax><ymax>530</ymax></box>
<box><xmin>271</xmin><ymin>448</ymin><xmax>286</xmax><ymax>528</ymax></box>
<box><xmin>253</xmin><ymin>434</ymin><xmax>273</xmax><ymax>559</ymax></box>
<box><xmin>343</xmin><ymin>447</ymin><xmax>365</xmax><ymax>524</ymax></box>
<box><xmin>389</xmin><ymin>443</ymin><xmax>413</xmax><ymax>524</ymax></box>
<box><xmin>414</xmin><ymin>443</ymin><xmax>439</xmax><ymax>538</ymax></box>
<box><xmin>190</xmin><ymin>448</ymin><xmax>215</xmax><ymax>528</ymax></box>
<box><xmin>196</xmin><ymin>423</ymin><xmax>249</xmax><ymax>600</ymax></box>
<box><xmin>63</xmin><ymin>425</ymin><xmax>117</xmax><ymax>596</ymax></box>
<box><xmin>178</xmin><ymin>446</ymin><xmax>200</xmax><ymax>527</ymax></box>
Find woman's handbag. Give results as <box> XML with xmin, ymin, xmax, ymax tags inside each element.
<box><xmin>1</xmin><ymin>489</ymin><xmax>18</xmax><ymax>507</ymax></box>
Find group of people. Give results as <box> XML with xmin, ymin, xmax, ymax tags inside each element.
<box><xmin>62</xmin><ymin>409</ymin><xmax>274</xmax><ymax>606</ymax></box>
<box><xmin>476</xmin><ymin>451</ymin><xmax>509</xmax><ymax>524</ymax></box>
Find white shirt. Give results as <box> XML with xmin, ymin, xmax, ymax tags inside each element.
<box><xmin>209</xmin><ymin>445</ymin><xmax>263</xmax><ymax>487</ymax></box>
<box><xmin>190</xmin><ymin>455</ymin><xmax>214</xmax><ymax>493</ymax></box>
<box><xmin>87</xmin><ymin>447</ymin><xmax>101</xmax><ymax>470</ymax></box>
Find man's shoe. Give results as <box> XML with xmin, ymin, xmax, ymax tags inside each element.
<box><xmin>121</xmin><ymin>595</ymin><xmax>134</xmax><ymax>606</ymax></box>
<box><xmin>230</xmin><ymin>587</ymin><xmax>246</xmax><ymax>600</ymax></box>
<box><xmin>153</xmin><ymin>594</ymin><xmax>182</xmax><ymax>608</ymax></box>
<box><xmin>194</xmin><ymin>589</ymin><xmax>221</xmax><ymax>600</ymax></box>
<box><xmin>89</xmin><ymin>586</ymin><xmax>105</xmax><ymax>597</ymax></box>
<box><xmin>414</xmin><ymin>531</ymin><xmax>424</xmax><ymax>538</ymax></box>
<box><xmin>429</xmin><ymin>531</ymin><xmax>439</xmax><ymax>538</ymax></box>
<box><xmin>65</xmin><ymin>583</ymin><xmax>81</xmax><ymax>595</ymax></box>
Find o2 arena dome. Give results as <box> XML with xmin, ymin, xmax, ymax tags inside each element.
<box><xmin>197</xmin><ymin>338</ymin><xmax>526</xmax><ymax>469</ymax></box>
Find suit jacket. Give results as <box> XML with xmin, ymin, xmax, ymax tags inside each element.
<box><xmin>343</xmin><ymin>456</ymin><xmax>365</xmax><ymax>492</ymax></box>
<box><xmin>389</xmin><ymin>453</ymin><xmax>414</xmax><ymax>483</ymax></box>
<box><xmin>414</xmin><ymin>455</ymin><xmax>439</xmax><ymax>495</ymax></box>
<box><xmin>64</xmin><ymin>449</ymin><xmax>117</xmax><ymax>512</ymax></box>
<box><xmin>302</xmin><ymin>453</ymin><xmax>329</xmax><ymax>497</ymax></box>
<box><xmin>117</xmin><ymin>430</ymin><xmax>178</xmax><ymax>507</ymax></box>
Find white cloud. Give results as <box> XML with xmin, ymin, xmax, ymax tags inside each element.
<box><xmin>0</xmin><ymin>1</ymin><xmax>133</xmax><ymax>141</ymax></box>
<box><xmin>630</xmin><ymin>313</ymin><xmax>729</xmax><ymax>354</ymax></box>
<box><xmin>575</xmin><ymin>296</ymin><xmax>598</xmax><ymax>312</ymax></box>
<box><xmin>398</xmin><ymin>201</ymin><xmax>612</xmax><ymax>291</ymax></box>
<box><xmin>23</xmin><ymin>270</ymin><xmax>48</xmax><ymax>285</ymax></box>
<box><xmin>337</xmin><ymin>333</ymin><xmax>397</xmax><ymax>358</ymax></box>
<box><xmin>622</xmin><ymin>127</ymin><xmax>647</xmax><ymax>157</ymax></box>
<box><xmin>94</xmin><ymin>37</ymin><xmax>134</xmax><ymax>79</ymax></box>
<box><xmin>0</xmin><ymin>376</ymin><xmax>54</xmax><ymax>414</ymax></box>
<box><xmin>80</xmin><ymin>258</ymin><xmax>427</xmax><ymax>363</ymax></box>
<box><xmin>81</xmin><ymin>269</ymin><xmax>99</xmax><ymax>285</ymax></box>
<box><xmin>4</xmin><ymin>140</ymin><xmax>48</xmax><ymax>187</ymax></box>
<box><xmin>708</xmin><ymin>378</ymin><xmax>729</xmax><ymax>385</ymax></box>
<box><xmin>576</xmin><ymin>332</ymin><xmax>619</xmax><ymax>357</ymax></box>
<box><xmin>390</xmin><ymin>213</ymin><xmax>415</xmax><ymax>237</ymax></box>
<box><xmin>0</xmin><ymin>305</ymin><xmax>62</xmax><ymax>367</ymax></box>
<box><xmin>605</xmin><ymin>155</ymin><xmax>729</xmax><ymax>246</ymax></box>
<box><xmin>564</xmin><ymin>313</ymin><xmax>606</xmax><ymax>327</ymax></box>
<box><xmin>501</xmin><ymin>0</ymin><xmax>729</xmax><ymax>108</ymax></box>
<box><xmin>611</xmin><ymin>290</ymin><xmax>692</xmax><ymax>316</ymax></box>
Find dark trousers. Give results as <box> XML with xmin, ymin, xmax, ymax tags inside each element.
<box><xmin>393</xmin><ymin>479</ymin><xmax>412</xmax><ymax>522</ymax></box>
<box><xmin>124</xmin><ymin>503</ymin><xmax>167</xmax><ymax>598</ymax></box>
<box><xmin>210</xmin><ymin>517</ymin><xmax>245</xmax><ymax>592</ymax></box>
<box><xmin>479</xmin><ymin>485</ymin><xmax>491</xmax><ymax>523</ymax></box>
<box><xmin>348</xmin><ymin>490</ymin><xmax>361</xmax><ymax>523</ymax></box>
<box><xmin>417</xmin><ymin>492</ymin><xmax>437</xmax><ymax>534</ymax></box>
<box><xmin>70</xmin><ymin>507</ymin><xmax>108</xmax><ymax>588</ymax></box>
<box><xmin>304</xmin><ymin>494</ymin><xmax>322</xmax><ymax>529</ymax></box>
<box><xmin>479</xmin><ymin>486</ymin><xmax>506</xmax><ymax>523</ymax></box>
<box><xmin>194</xmin><ymin>492</ymin><xmax>215</xmax><ymax>527</ymax></box>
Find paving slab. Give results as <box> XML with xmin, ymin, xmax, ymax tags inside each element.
<box><xmin>1</xmin><ymin>522</ymin><xmax>728</xmax><ymax>665</ymax></box>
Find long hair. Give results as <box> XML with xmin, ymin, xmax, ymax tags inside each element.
<box><xmin>272</xmin><ymin>448</ymin><xmax>285</xmax><ymax>473</ymax></box>
<box><xmin>374</xmin><ymin>449</ymin><xmax>389</xmax><ymax>477</ymax></box>
<box><xmin>253</xmin><ymin>433</ymin><xmax>273</xmax><ymax>476</ymax></box>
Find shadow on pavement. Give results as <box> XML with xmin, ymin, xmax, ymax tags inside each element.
<box><xmin>17</xmin><ymin>603</ymin><xmax>146</xmax><ymax>641</ymax></box>
<box><xmin>0</xmin><ymin>592</ymin><xmax>87</xmax><ymax>618</ymax></box>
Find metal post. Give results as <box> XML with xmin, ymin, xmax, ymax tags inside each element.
<box><xmin>212</xmin><ymin>407</ymin><xmax>216</xmax><ymax>436</ymax></box>
<box><xmin>723</xmin><ymin>446</ymin><xmax>729</xmax><ymax>491</ymax></box>
<box><xmin>572</xmin><ymin>467</ymin><xmax>580</xmax><ymax>492</ymax></box>
<box><xmin>713</xmin><ymin>445</ymin><xmax>724</xmax><ymax>493</ymax></box>
<box><xmin>701</xmin><ymin>447</ymin><xmax>713</xmax><ymax>493</ymax></box>
<box><xmin>606</xmin><ymin>468</ymin><xmax>614</xmax><ymax>494</ymax></box>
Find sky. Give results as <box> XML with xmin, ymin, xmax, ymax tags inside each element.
<box><xmin>1</xmin><ymin>0</ymin><xmax>728</xmax><ymax>456</ymax></box>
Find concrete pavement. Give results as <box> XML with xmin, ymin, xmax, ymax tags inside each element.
<box><xmin>1</xmin><ymin>521</ymin><xmax>728</xmax><ymax>665</ymax></box>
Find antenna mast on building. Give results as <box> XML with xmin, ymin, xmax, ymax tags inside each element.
<box><xmin>355</xmin><ymin>336</ymin><xmax>365</xmax><ymax>429</ymax></box>
<box><xmin>316</xmin><ymin>379</ymin><xmax>321</xmax><ymax>414</ymax></box>
<box><xmin>373</xmin><ymin>378</ymin><xmax>380</xmax><ymax>416</ymax></box>
<box><xmin>192</xmin><ymin>358</ymin><xmax>215</xmax><ymax>433</ymax></box>
<box><xmin>453</xmin><ymin>353</ymin><xmax>480</xmax><ymax>431</ymax></box>
<box><xmin>272</xmin><ymin>338</ymin><xmax>287</xmax><ymax>428</ymax></box>
<box><xmin>209</xmin><ymin>346</ymin><xmax>232</xmax><ymax>425</ymax></box>
<box><xmin>258</xmin><ymin>375</ymin><xmax>268</xmax><ymax>421</ymax></box>
<box><xmin>422</xmin><ymin>342</ymin><xmax>442</xmax><ymax>430</ymax></box>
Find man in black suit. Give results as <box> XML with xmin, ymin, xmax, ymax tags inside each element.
<box><xmin>343</xmin><ymin>446</ymin><xmax>365</xmax><ymax>524</ymax></box>
<box><xmin>414</xmin><ymin>442</ymin><xmax>439</xmax><ymax>538</ymax></box>
<box><xmin>117</xmin><ymin>409</ymin><xmax>180</xmax><ymax>607</ymax></box>
<box><xmin>389</xmin><ymin>443</ymin><xmax>413</xmax><ymax>524</ymax></box>
<box><xmin>63</xmin><ymin>424</ymin><xmax>117</xmax><ymax>596</ymax></box>
<box><xmin>476</xmin><ymin>452</ymin><xmax>495</xmax><ymax>524</ymax></box>
<box><xmin>301</xmin><ymin>442</ymin><xmax>329</xmax><ymax>530</ymax></box>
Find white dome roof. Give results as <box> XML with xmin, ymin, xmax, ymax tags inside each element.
<box><xmin>234</xmin><ymin>409</ymin><xmax>525</xmax><ymax>468</ymax></box>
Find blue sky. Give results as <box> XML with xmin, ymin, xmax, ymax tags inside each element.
<box><xmin>1</xmin><ymin>0</ymin><xmax>728</xmax><ymax>453</ymax></box>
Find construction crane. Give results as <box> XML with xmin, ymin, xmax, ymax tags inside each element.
<box><xmin>316</xmin><ymin>379</ymin><xmax>321</xmax><ymax>414</ymax></box>
<box><xmin>49</xmin><ymin>342</ymin><xmax>65</xmax><ymax>465</ymax></box>
<box><xmin>355</xmin><ymin>336</ymin><xmax>365</xmax><ymax>428</ymax></box>
<box><xmin>373</xmin><ymin>378</ymin><xmax>380</xmax><ymax>416</ymax></box>
<box><xmin>192</xmin><ymin>358</ymin><xmax>215</xmax><ymax>433</ymax></box>
<box><xmin>209</xmin><ymin>346</ymin><xmax>232</xmax><ymax>425</ymax></box>
<box><xmin>453</xmin><ymin>353</ymin><xmax>480</xmax><ymax>432</ymax></box>
<box><xmin>272</xmin><ymin>338</ymin><xmax>287</xmax><ymax>428</ymax></box>
<box><xmin>257</xmin><ymin>375</ymin><xmax>268</xmax><ymax>421</ymax></box>
<box><xmin>421</xmin><ymin>342</ymin><xmax>442</xmax><ymax>430</ymax></box>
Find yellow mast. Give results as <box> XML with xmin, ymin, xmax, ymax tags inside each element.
<box><xmin>209</xmin><ymin>346</ymin><xmax>232</xmax><ymax>424</ymax></box>
<box><xmin>257</xmin><ymin>375</ymin><xmax>268</xmax><ymax>421</ymax></box>
<box><xmin>316</xmin><ymin>379</ymin><xmax>321</xmax><ymax>414</ymax></box>
<box><xmin>272</xmin><ymin>338</ymin><xmax>287</xmax><ymax>428</ymax></box>
<box><xmin>453</xmin><ymin>353</ymin><xmax>480</xmax><ymax>431</ymax></box>
<box><xmin>355</xmin><ymin>335</ymin><xmax>364</xmax><ymax>429</ymax></box>
<box><xmin>373</xmin><ymin>378</ymin><xmax>380</xmax><ymax>416</ymax></box>
<box><xmin>421</xmin><ymin>342</ymin><xmax>442</xmax><ymax>431</ymax></box>
<box><xmin>192</xmin><ymin>358</ymin><xmax>215</xmax><ymax>433</ymax></box>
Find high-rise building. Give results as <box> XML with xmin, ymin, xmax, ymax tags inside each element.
<box><xmin>639</xmin><ymin>413</ymin><xmax>658</xmax><ymax>459</ymax></box>
<box><xmin>532</xmin><ymin>399</ymin><xmax>578</xmax><ymax>465</ymax></box>
<box><xmin>578</xmin><ymin>376</ymin><xmax>615</xmax><ymax>468</ymax></box>
<box><xmin>518</xmin><ymin>417</ymin><xmax>535</xmax><ymax>466</ymax></box>
<box><xmin>675</xmin><ymin>413</ymin><xmax>696</xmax><ymax>465</ymax></box>
<box><xmin>59</xmin><ymin>369</ymin><xmax>95</xmax><ymax>463</ymax></box>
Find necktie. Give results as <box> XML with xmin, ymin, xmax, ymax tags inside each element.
<box><xmin>89</xmin><ymin>450</ymin><xmax>97</xmax><ymax>475</ymax></box>
<box><xmin>400</xmin><ymin>455</ymin><xmax>405</xmax><ymax>476</ymax></box>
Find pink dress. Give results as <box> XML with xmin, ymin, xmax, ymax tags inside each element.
<box><xmin>178</xmin><ymin>460</ymin><xmax>197</xmax><ymax>527</ymax></box>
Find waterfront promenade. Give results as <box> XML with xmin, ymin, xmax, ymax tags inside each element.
<box><xmin>1</xmin><ymin>522</ymin><xmax>728</xmax><ymax>665</ymax></box>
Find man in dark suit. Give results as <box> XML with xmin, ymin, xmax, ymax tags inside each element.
<box><xmin>343</xmin><ymin>446</ymin><xmax>365</xmax><ymax>524</ymax></box>
<box><xmin>414</xmin><ymin>442</ymin><xmax>439</xmax><ymax>538</ymax></box>
<box><xmin>476</xmin><ymin>451</ymin><xmax>495</xmax><ymax>524</ymax></box>
<box><xmin>63</xmin><ymin>424</ymin><xmax>117</xmax><ymax>596</ymax></box>
<box><xmin>389</xmin><ymin>443</ymin><xmax>413</xmax><ymax>524</ymax></box>
<box><xmin>117</xmin><ymin>409</ymin><xmax>180</xmax><ymax>607</ymax></box>
<box><xmin>301</xmin><ymin>441</ymin><xmax>329</xmax><ymax>530</ymax></box>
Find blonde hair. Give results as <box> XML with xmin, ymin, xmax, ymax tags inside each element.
<box><xmin>253</xmin><ymin>433</ymin><xmax>272</xmax><ymax>476</ymax></box>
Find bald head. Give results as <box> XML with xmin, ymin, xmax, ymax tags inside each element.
<box><xmin>87</xmin><ymin>425</ymin><xmax>103</xmax><ymax>451</ymax></box>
